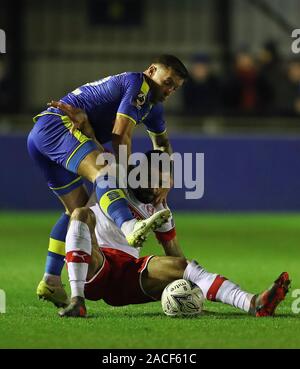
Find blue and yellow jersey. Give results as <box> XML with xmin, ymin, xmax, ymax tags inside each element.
<box><xmin>28</xmin><ymin>72</ymin><xmax>168</xmax><ymax>195</ymax></box>
<box><xmin>49</xmin><ymin>72</ymin><xmax>166</xmax><ymax>144</ymax></box>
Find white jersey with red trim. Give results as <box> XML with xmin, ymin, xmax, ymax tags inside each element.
<box><xmin>89</xmin><ymin>188</ymin><xmax>175</xmax><ymax>258</ymax></box>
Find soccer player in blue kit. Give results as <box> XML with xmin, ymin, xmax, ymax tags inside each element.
<box><xmin>27</xmin><ymin>55</ymin><xmax>189</xmax><ymax>307</ymax></box>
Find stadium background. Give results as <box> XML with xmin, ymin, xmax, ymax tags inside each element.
<box><xmin>1</xmin><ymin>0</ymin><xmax>300</xmax><ymax>211</ymax></box>
<box><xmin>1</xmin><ymin>0</ymin><xmax>300</xmax><ymax>349</ymax></box>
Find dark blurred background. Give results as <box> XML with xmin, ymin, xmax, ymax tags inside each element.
<box><xmin>1</xmin><ymin>0</ymin><xmax>300</xmax><ymax>133</ymax></box>
<box><xmin>1</xmin><ymin>0</ymin><xmax>300</xmax><ymax>211</ymax></box>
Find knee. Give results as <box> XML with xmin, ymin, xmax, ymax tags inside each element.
<box><xmin>71</xmin><ymin>207</ymin><xmax>95</xmax><ymax>229</ymax></box>
<box><xmin>156</xmin><ymin>256</ymin><xmax>187</xmax><ymax>271</ymax></box>
<box><xmin>151</xmin><ymin>256</ymin><xmax>187</xmax><ymax>279</ymax></box>
<box><xmin>165</xmin><ymin>257</ymin><xmax>188</xmax><ymax>280</ymax></box>
<box><xmin>173</xmin><ymin>257</ymin><xmax>188</xmax><ymax>271</ymax></box>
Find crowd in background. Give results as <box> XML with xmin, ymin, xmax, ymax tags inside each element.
<box><xmin>1</xmin><ymin>40</ymin><xmax>300</xmax><ymax>118</ymax></box>
<box><xmin>182</xmin><ymin>40</ymin><xmax>300</xmax><ymax>117</ymax></box>
<box><xmin>0</xmin><ymin>58</ymin><xmax>11</xmax><ymax>113</ymax></box>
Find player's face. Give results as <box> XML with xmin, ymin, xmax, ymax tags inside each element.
<box><xmin>148</xmin><ymin>65</ymin><xmax>184</xmax><ymax>103</ymax></box>
<box><xmin>133</xmin><ymin>187</ymin><xmax>157</xmax><ymax>204</ymax></box>
<box><xmin>133</xmin><ymin>170</ymin><xmax>160</xmax><ymax>204</ymax></box>
<box><xmin>131</xmin><ymin>170</ymin><xmax>172</xmax><ymax>204</ymax></box>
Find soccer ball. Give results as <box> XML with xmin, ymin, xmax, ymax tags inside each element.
<box><xmin>161</xmin><ymin>279</ymin><xmax>204</xmax><ymax>317</ymax></box>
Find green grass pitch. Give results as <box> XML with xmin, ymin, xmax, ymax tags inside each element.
<box><xmin>0</xmin><ymin>212</ymin><xmax>299</xmax><ymax>349</ymax></box>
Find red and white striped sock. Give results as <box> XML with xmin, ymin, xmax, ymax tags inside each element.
<box><xmin>65</xmin><ymin>220</ymin><xmax>92</xmax><ymax>298</ymax></box>
<box><xmin>183</xmin><ymin>260</ymin><xmax>254</xmax><ymax>312</ymax></box>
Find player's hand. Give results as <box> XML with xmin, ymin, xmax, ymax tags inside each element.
<box><xmin>47</xmin><ymin>100</ymin><xmax>97</xmax><ymax>138</ymax></box>
<box><xmin>153</xmin><ymin>172</ymin><xmax>173</xmax><ymax>206</ymax></box>
<box><xmin>48</xmin><ymin>101</ymin><xmax>104</xmax><ymax>151</ymax></box>
<box><xmin>153</xmin><ymin>187</ymin><xmax>170</xmax><ymax>206</ymax></box>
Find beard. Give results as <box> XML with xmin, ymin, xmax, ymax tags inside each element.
<box><xmin>149</xmin><ymin>83</ymin><xmax>165</xmax><ymax>104</ymax></box>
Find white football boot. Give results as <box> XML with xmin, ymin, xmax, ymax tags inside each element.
<box><xmin>125</xmin><ymin>209</ymin><xmax>171</xmax><ymax>248</ymax></box>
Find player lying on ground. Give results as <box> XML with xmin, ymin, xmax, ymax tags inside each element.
<box><xmin>37</xmin><ymin>150</ymin><xmax>177</xmax><ymax>307</ymax></box>
<box><xmin>58</xmin><ymin>155</ymin><xmax>291</xmax><ymax>318</ymax></box>
<box><xmin>28</xmin><ymin>55</ymin><xmax>188</xmax><ymax>302</ymax></box>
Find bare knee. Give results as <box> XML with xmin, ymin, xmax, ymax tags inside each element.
<box><xmin>142</xmin><ymin>257</ymin><xmax>188</xmax><ymax>300</ymax></box>
<box><xmin>162</xmin><ymin>257</ymin><xmax>187</xmax><ymax>273</ymax></box>
<box><xmin>148</xmin><ymin>256</ymin><xmax>187</xmax><ymax>280</ymax></box>
<box><xmin>173</xmin><ymin>257</ymin><xmax>188</xmax><ymax>271</ymax></box>
<box><xmin>71</xmin><ymin>207</ymin><xmax>96</xmax><ymax>231</ymax></box>
<box><xmin>59</xmin><ymin>186</ymin><xmax>89</xmax><ymax>214</ymax></box>
<box><xmin>166</xmin><ymin>257</ymin><xmax>187</xmax><ymax>278</ymax></box>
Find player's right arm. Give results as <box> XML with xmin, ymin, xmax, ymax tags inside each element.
<box><xmin>112</xmin><ymin>73</ymin><xmax>146</xmax><ymax>163</ymax></box>
<box><xmin>47</xmin><ymin>100</ymin><xmax>104</xmax><ymax>151</ymax></box>
<box><xmin>111</xmin><ymin>114</ymin><xmax>135</xmax><ymax>161</ymax></box>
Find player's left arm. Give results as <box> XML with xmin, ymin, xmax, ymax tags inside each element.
<box><xmin>147</xmin><ymin>130</ymin><xmax>173</xmax><ymax>155</ymax></box>
<box><xmin>154</xmin><ymin>203</ymin><xmax>185</xmax><ymax>258</ymax></box>
<box><xmin>149</xmin><ymin>131</ymin><xmax>173</xmax><ymax>205</ymax></box>
<box><xmin>144</xmin><ymin>104</ymin><xmax>173</xmax><ymax>155</ymax></box>
<box><xmin>159</xmin><ymin>236</ymin><xmax>185</xmax><ymax>258</ymax></box>
<box><xmin>144</xmin><ymin>105</ymin><xmax>173</xmax><ymax>204</ymax></box>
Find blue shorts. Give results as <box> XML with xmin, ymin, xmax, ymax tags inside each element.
<box><xmin>27</xmin><ymin>112</ymin><xmax>98</xmax><ymax>196</ymax></box>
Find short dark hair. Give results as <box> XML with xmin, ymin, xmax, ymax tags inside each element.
<box><xmin>144</xmin><ymin>150</ymin><xmax>173</xmax><ymax>183</ymax></box>
<box><xmin>153</xmin><ymin>54</ymin><xmax>189</xmax><ymax>80</ymax></box>
<box><xmin>131</xmin><ymin>150</ymin><xmax>171</xmax><ymax>179</ymax></box>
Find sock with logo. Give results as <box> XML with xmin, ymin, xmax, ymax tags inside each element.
<box><xmin>94</xmin><ymin>173</ymin><xmax>134</xmax><ymax>230</ymax></box>
<box><xmin>65</xmin><ymin>220</ymin><xmax>92</xmax><ymax>298</ymax></box>
<box><xmin>183</xmin><ymin>260</ymin><xmax>254</xmax><ymax>312</ymax></box>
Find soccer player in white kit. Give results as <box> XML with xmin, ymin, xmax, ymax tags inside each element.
<box><xmin>59</xmin><ymin>151</ymin><xmax>291</xmax><ymax>318</ymax></box>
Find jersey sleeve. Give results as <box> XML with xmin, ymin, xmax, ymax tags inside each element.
<box><xmin>143</xmin><ymin>103</ymin><xmax>166</xmax><ymax>135</ymax></box>
<box><xmin>116</xmin><ymin>73</ymin><xmax>149</xmax><ymax>125</ymax></box>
